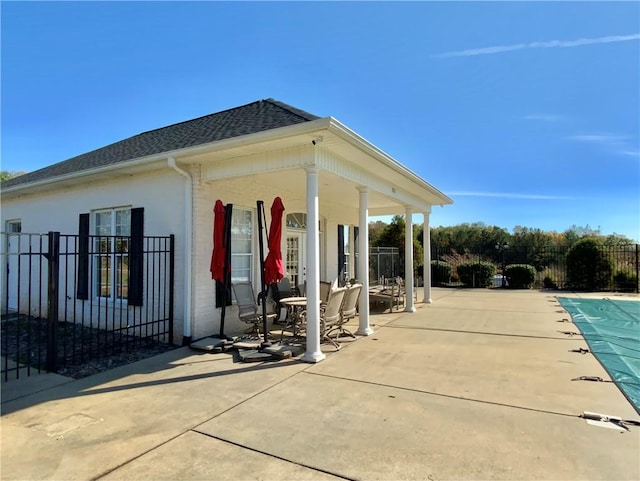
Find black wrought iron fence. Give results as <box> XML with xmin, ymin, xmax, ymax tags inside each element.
<box><xmin>430</xmin><ymin>244</ymin><xmax>639</xmax><ymax>292</ymax></box>
<box><xmin>369</xmin><ymin>246</ymin><xmax>400</xmax><ymax>284</ymax></box>
<box><xmin>1</xmin><ymin>231</ymin><xmax>174</xmax><ymax>381</ymax></box>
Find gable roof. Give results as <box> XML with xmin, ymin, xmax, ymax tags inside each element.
<box><xmin>2</xmin><ymin>98</ymin><xmax>320</xmax><ymax>189</ymax></box>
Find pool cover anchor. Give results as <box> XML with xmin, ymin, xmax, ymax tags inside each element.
<box><xmin>571</xmin><ymin>375</ymin><xmax>612</xmax><ymax>383</ymax></box>
<box><xmin>569</xmin><ymin>347</ymin><xmax>590</xmax><ymax>354</ymax></box>
<box><xmin>580</xmin><ymin>411</ymin><xmax>640</xmax><ymax>432</ymax></box>
<box><xmin>558</xmin><ymin>330</ymin><xmax>582</xmax><ymax>336</ymax></box>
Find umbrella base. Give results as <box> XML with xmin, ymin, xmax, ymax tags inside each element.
<box><xmin>190</xmin><ymin>336</ymin><xmax>234</xmax><ymax>351</ymax></box>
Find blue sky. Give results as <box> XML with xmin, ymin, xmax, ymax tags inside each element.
<box><xmin>2</xmin><ymin>1</ymin><xmax>639</xmax><ymax>240</ymax></box>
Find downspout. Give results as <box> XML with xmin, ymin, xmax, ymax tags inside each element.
<box><xmin>167</xmin><ymin>156</ymin><xmax>193</xmax><ymax>345</ymax></box>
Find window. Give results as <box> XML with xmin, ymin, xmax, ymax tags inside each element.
<box><xmin>230</xmin><ymin>208</ymin><xmax>253</xmax><ymax>283</ymax></box>
<box><xmin>94</xmin><ymin>208</ymin><xmax>131</xmax><ymax>300</ymax></box>
<box><xmin>6</xmin><ymin>220</ymin><xmax>22</xmax><ymax>233</ymax></box>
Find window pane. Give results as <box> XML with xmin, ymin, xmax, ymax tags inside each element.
<box><xmin>231</xmin><ymin>255</ymin><xmax>251</xmax><ymax>284</ymax></box>
<box><xmin>115</xmin><ymin>210</ymin><xmax>131</xmax><ymax>236</ymax></box>
<box><xmin>117</xmin><ymin>255</ymin><xmax>129</xmax><ymax>299</ymax></box>
<box><xmin>99</xmin><ymin>255</ymin><xmax>111</xmax><ymax>297</ymax></box>
<box><xmin>95</xmin><ymin>212</ymin><xmax>112</xmax><ymax>236</ymax></box>
<box><xmin>231</xmin><ymin>209</ymin><xmax>252</xmax><ymax>282</ymax></box>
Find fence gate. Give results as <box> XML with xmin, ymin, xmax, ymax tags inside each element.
<box><xmin>1</xmin><ymin>231</ymin><xmax>174</xmax><ymax>381</ymax></box>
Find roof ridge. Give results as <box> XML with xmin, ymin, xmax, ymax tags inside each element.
<box><xmin>263</xmin><ymin>98</ymin><xmax>321</xmax><ymax>122</ymax></box>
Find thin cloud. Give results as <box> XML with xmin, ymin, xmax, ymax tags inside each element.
<box><xmin>567</xmin><ymin>133</ymin><xmax>638</xmax><ymax>157</ymax></box>
<box><xmin>567</xmin><ymin>134</ymin><xmax>629</xmax><ymax>143</ymax></box>
<box><xmin>450</xmin><ymin>192</ymin><xmax>574</xmax><ymax>200</ymax></box>
<box><xmin>435</xmin><ymin>33</ymin><xmax>640</xmax><ymax>58</ymax></box>
<box><xmin>619</xmin><ymin>150</ymin><xmax>640</xmax><ymax>158</ymax></box>
<box><xmin>522</xmin><ymin>114</ymin><xmax>564</xmax><ymax>122</ymax></box>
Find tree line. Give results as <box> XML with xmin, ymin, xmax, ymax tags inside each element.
<box><xmin>369</xmin><ymin>216</ymin><xmax>637</xmax><ymax>270</ymax></box>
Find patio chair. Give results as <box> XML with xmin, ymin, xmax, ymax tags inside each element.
<box><xmin>273</xmin><ymin>277</ymin><xmax>295</xmax><ymax>323</ymax></box>
<box><xmin>320</xmin><ymin>287</ymin><xmax>347</xmax><ymax>350</ymax></box>
<box><xmin>231</xmin><ymin>282</ymin><xmax>277</xmax><ymax>337</ymax></box>
<box><xmin>319</xmin><ymin>281</ymin><xmax>332</xmax><ymax>304</ymax></box>
<box><xmin>331</xmin><ymin>283</ymin><xmax>362</xmax><ymax>340</ymax></box>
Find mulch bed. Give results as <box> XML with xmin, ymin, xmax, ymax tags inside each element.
<box><xmin>1</xmin><ymin>313</ymin><xmax>178</xmax><ymax>379</ymax></box>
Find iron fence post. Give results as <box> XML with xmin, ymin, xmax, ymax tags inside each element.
<box><xmin>169</xmin><ymin>234</ymin><xmax>175</xmax><ymax>345</ymax></box>
<box><xmin>46</xmin><ymin>231</ymin><xmax>60</xmax><ymax>372</ymax></box>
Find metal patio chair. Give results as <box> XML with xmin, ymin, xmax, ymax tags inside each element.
<box><xmin>320</xmin><ymin>287</ymin><xmax>347</xmax><ymax>350</ymax></box>
<box><xmin>231</xmin><ymin>282</ymin><xmax>277</xmax><ymax>337</ymax></box>
<box><xmin>331</xmin><ymin>283</ymin><xmax>362</xmax><ymax>340</ymax></box>
<box><xmin>319</xmin><ymin>280</ymin><xmax>332</xmax><ymax>304</ymax></box>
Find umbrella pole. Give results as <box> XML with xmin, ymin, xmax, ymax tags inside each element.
<box><xmin>219</xmin><ymin>203</ymin><xmax>233</xmax><ymax>339</ymax></box>
<box><xmin>256</xmin><ymin>200</ymin><xmax>271</xmax><ymax>348</ymax></box>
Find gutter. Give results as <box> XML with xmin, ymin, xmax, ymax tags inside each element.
<box><xmin>167</xmin><ymin>156</ymin><xmax>193</xmax><ymax>345</ymax></box>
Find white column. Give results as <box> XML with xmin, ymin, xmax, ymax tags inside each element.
<box><xmin>302</xmin><ymin>167</ymin><xmax>325</xmax><ymax>363</ymax></box>
<box><xmin>423</xmin><ymin>210</ymin><xmax>432</xmax><ymax>303</ymax></box>
<box><xmin>404</xmin><ymin>206</ymin><xmax>416</xmax><ymax>312</ymax></box>
<box><xmin>357</xmin><ymin>186</ymin><xmax>373</xmax><ymax>336</ymax></box>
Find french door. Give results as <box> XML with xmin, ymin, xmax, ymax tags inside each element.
<box><xmin>286</xmin><ymin>232</ymin><xmax>305</xmax><ymax>289</ymax></box>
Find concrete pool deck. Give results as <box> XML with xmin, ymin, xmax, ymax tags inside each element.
<box><xmin>2</xmin><ymin>288</ymin><xmax>639</xmax><ymax>480</ymax></box>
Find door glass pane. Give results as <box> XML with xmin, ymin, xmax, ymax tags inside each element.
<box><xmin>286</xmin><ymin>235</ymin><xmax>300</xmax><ymax>286</ymax></box>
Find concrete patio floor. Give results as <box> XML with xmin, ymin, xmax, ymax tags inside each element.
<box><xmin>2</xmin><ymin>288</ymin><xmax>639</xmax><ymax>480</ymax></box>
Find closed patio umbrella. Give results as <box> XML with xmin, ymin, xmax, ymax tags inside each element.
<box><xmin>210</xmin><ymin>200</ymin><xmax>232</xmax><ymax>339</ymax></box>
<box><xmin>264</xmin><ymin>196</ymin><xmax>285</xmax><ymax>285</ymax></box>
<box><xmin>210</xmin><ymin>200</ymin><xmax>226</xmax><ymax>282</ymax></box>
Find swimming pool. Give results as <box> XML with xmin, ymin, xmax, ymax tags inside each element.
<box><xmin>558</xmin><ymin>297</ymin><xmax>640</xmax><ymax>414</ymax></box>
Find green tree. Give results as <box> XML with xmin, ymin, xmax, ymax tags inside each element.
<box><xmin>566</xmin><ymin>238</ymin><xmax>614</xmax><ymax>290</ymax></box>
<box><xmin>511</xmin><ymin>226</ymin><xmax>557</xmax><ymax>271</ymax></box>
<box><xmin>368</xmin><ymin>220</ymin><xmax>387</xmax><ymax>246</ymax></box>
<box><xmin>1</xmin><ymin>171</ymin><xmax>26</xmax><ymax>181</ymax></box>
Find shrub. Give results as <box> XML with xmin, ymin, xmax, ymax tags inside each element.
<box><xmin>504</xmin><ymin>264</ymin><xmax>536</xmax><ymax>289</ymax></box>
<box><xmin>431</xmin><ymin>260</ymin><xmax>452</xmax><ymax>285</ymax></box>
<box><xmin>543</xmin><ymin>275</ymin><xmax>558</xmax><ymax>289</ymax></box>
<box><xmin>613</xmin><ymin>271</ymin><xmax>638</xmax><ymax>292</ymax></box>
<box><xmin>566</xmin><ymin>238</ymin><xmax>613</xmax><ymax>291</ymax></box>
<box><xmin>456</xmin><ymin>261</ymin><xmax>496</xmax><ymax>287</ymax></box>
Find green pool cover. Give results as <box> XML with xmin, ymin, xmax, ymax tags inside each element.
<box><xmin>558</xmin><ymin>297</ymin><xmax>640</xmax><ymax>414</ymax></box>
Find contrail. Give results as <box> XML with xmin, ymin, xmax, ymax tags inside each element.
<box><xmin>435</xmin><ymin>33</ymin><xmax>640</xmax><ymax>58</ymax></box>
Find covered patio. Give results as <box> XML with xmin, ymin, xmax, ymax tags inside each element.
<box><xmin>180</xmin><ymin>116</ymin><xmax>452</xmax><ymax>362</ymax></box>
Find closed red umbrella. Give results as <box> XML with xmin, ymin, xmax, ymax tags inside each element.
<box><xmin>210</xmin><ymin>200</ymin><xmax>226</xmax><ymax>281</ymax></box>
<box><xmin>264</xmin><ymin>196</ymin><xmax>285</xmax><ymax>285</ymax></box>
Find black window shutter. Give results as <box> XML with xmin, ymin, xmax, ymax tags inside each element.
<box><xmin>128</xmin><ymin>207</ymin><xmax>144</xmax><ymax>306</ymax></box>
<box><xmin>337</xmin><ymin>224</ymin><xmax>345</xmax><ymax>281</ymax></box>
<box><xmin>77</xmin><ymin>213</ymin><xmax>90</xmax><ymax>300</ymax></box>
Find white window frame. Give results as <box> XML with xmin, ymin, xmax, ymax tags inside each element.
<box><xmin>93</xmin><ymin>207</ymin><xmax>131</xmax><ymax>303</ymax></box>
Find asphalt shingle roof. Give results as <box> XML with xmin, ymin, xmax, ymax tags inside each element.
<box><xmin>2</xmin><ymin>99</ymin><xmax>321</xmax><ymax>189</ymax></box>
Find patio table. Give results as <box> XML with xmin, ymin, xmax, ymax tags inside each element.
<box><xmin>278</xmin><ymin>297</ymin><xmax>321</xmax><ymax>340</ymax></box>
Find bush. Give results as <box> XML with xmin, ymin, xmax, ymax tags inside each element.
<box><xmin>543</xmin><ymin>275</ymin><xmax>558</xmax><ymax>289</ymax></box>
<box><xmin>566</xmin><ymin>238</ymin><xmax>613</xmax><ymax>291</ymax></box>
<box><xmin>456</xmin><ymin>261</ymin><xmax>496</xmax><ymax>287</ymax></box>
<box><xmin>431</xmin><ymin>260</ymin><xmax>452</xmax><ymax>285</ymax></box>
<box><xmin>613</xmin><ymin>271</ymin><xmax>638</xmax><ymax>292</ymax></box>
<box><xmin>504</xmin><ymin>264</ymin><xmax>536</xmax><ymax>289</ymax></box>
